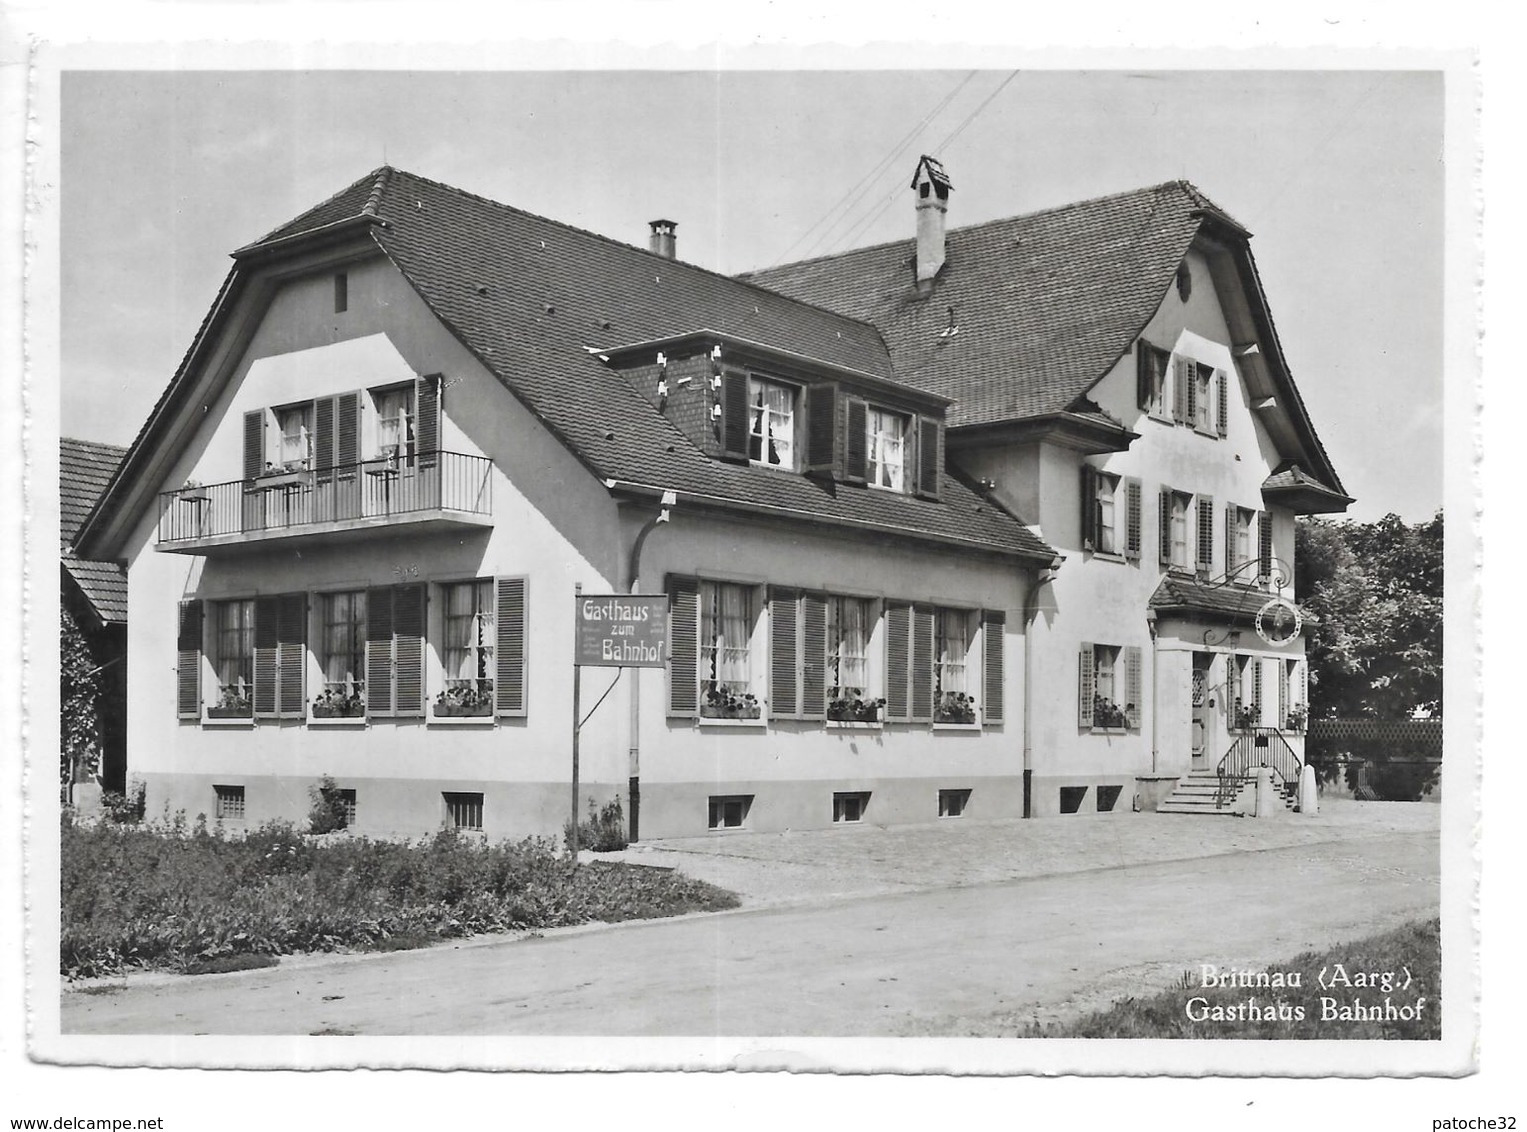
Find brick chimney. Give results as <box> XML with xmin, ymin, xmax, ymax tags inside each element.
<box><xmin>911</xmin><ymin>156</ymin><xmax>953</xmax><ymax>285</ymax></box>
<box><xmin>648</xmin><ymin>219</ymin><xmax>677</xmax><ymax>260</ymax></box>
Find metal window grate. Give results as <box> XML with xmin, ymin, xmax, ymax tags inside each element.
<box><xmin>443</xmin><ymin>791</ymin><xmax>484</xmax><ymax>832</ymax></box>
<box><xmin>213</xmin><ymin>784</ymin><xmax>245</xmax><ymax>821</ymax></box>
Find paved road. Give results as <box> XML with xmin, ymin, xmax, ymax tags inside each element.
<box><xmin>62</xmin><ymin>830</ymin><xmax>1437</xmax><ymax>1037</ymax></box>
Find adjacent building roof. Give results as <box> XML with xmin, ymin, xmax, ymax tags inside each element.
<box><xmin>61</xmin><ymin>438</ymin><xmax>128</xmax><ymax>625</ymax></box>
<box><xmin>77</xmin><ymin>167</ymin><xmax>1057</xmax><ymax>564</ymax></box>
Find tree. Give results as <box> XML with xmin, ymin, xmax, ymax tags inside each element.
<box><xmin>61</xmin><ymin>605</ymin><xmax>104</xmax><ymax>796</ymax></box>
<box><xmin>1296</xmin><ymin>511</ymin><xmax>1443</xmax><ymax>720</ymax></box>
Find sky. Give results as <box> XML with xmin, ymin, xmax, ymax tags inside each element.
<box><xmin>60</xmin><ymin>69</ymin><xmax>1445</xmax><ymax>523</ymax></box>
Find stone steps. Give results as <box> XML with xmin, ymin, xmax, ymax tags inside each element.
<box><xmin>1155</xmin><ymin>771</ymin><xmax>1298</xmax><ymax>816</ymax></box>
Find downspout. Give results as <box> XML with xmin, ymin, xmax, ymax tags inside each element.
<box><xmin>1022</xmin><ymin>556</ymin><xmax>1062</xmax><ymax>818</ymax></box>
<box><xmin>623</xmin><ymin>492</ymin><xmax>675</xmax><ymax>843</ymax></box>
<box><xmin>1147</xmin><ymin>608</ymin><xmax>1160</xmax><ymax>776</ymax></box>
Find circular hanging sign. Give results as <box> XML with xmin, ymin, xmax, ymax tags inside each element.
<box><xmin>1254</xmin><ymin>598</ymin><xmax>1303</xmax><ymax>646</ymax></box>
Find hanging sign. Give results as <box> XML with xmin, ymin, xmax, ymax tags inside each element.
<box><xmin>575</xmin><ymin>595</ymin><xmax>669</xmax><ymax>668</ymax></box>
<box><xmin>1254</xmin><ymin>598</ymin><xmax>1303</xmax><ymax>646</ymax></box>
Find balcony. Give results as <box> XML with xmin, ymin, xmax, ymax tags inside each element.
<box><xmin>156</xmin><ymin>450</ymin><xmax>493</xmax><ymax>554</ymax></box>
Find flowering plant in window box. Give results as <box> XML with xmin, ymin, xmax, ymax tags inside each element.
<box><xmin>207</xmin><ymin>687</ymin><xmax>252</xmax><ymax>719</ymax></box>
<box><xmin>828</xmin><ymin>689</ymin><xmax>885</xmax><ymax>723</ymax></box>
<box><xmin>433</xmin><ymin>681</ymin><xmax>494</xmax><ymax>718</ymax></box>
<box><xmin>935</xmin><ymin>691</ymin><xmax>978</xmax><ymax>725</ymax></box>
<box><xmin>700</xmin><ymin>686</ymin><xmax>760</xmax><ymax>720</ymax></box>
<box><xmin>178</xmin><ymin>478</ymin><xmax>208</xmax><ymax>504</ymax></box>
<box><xmin>311</xmin><ymin>688</ymin><xmax>365</xmax><ymax>719</ymax></box>
<box><xmin>1283</xmin><ymin>704</ymin><xmax>1307</xmax><ymax>733</ymax></box>
<box><xmin>1092</xmin><ymin>695</ymin><xmax>1128</xmax><ymax>730</ymax></box>
<box><xmin>1233</xmin><ymin>700</ymin><xmax>1260</xmax><ymax>730</ymax></box>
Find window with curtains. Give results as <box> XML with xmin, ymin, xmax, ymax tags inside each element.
<box><xmin>865</xmin><ymin>407</ymin><xmax>907</xmax><ymax>491</ymax></box>
<box><xmin>699</xmin><ymin>580</ymin><xmax>758</xmax><ymax>718</ymax></box>
<box><xmin>1160</xmin><ymin>489</ymin><xmax>1191</xmax><ymax>570</ymax></box>
<box><xmin>747</xmin><ymin>377</ymin><xmax>797</xmax><ymax>470</ymax></box>
<box><xmin>211</xmin><ymin>599</ymin><xmax>255</xmax><ymax>714</ymax></box>
<box><xmin>315</xmin><ymin>591</ymin><xmax>367</xmax><ymax>717</ymax></box>
<box><xmin>438</xmin><ymin>580</ymin><xmax>495</xmax><ymax>716</ymax></box>
<box><xmin>1095</xmin><ymin>472</ymin><xmax>1119</xmax><ymax>553</ymax></box>
<box><xmin>374</xmin><ymin>385</ymin><xmax>415</xmax><ymax>459</ymax></box>
<box><xmin>826</xmin><ymin>595</ymin><xmax>877</xmax><ymax>721</ymax></box>
<box><xmin>275</xmin><ymin>403</ymin><xmax>313</xmax><ymax>470</ymax></box>
<box><xmin>934</xmin><ymin>608</ymin><xmax>975</xmax><ymax>723</ymax></box>
<box><xmin>1228</xmin><ymin>505</ymin><xmax>1254</xmax><ymax>578</ymax></box>
<box><xmin>1077</xmin><ymin>642</ymin><xmax>1142</xmax><ymax>731</ymax></box>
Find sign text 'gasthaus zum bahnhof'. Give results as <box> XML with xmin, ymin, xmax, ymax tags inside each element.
<box><xmin>574</xmin><ymin>595</ymin><xmax>669</xmax><ymax>668</ymax></box>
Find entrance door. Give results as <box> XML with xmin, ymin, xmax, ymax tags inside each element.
<box><xmin>1191</xmin><ymin>652</ymin><xmax>1212</xmax><ymax>768</ymax></box>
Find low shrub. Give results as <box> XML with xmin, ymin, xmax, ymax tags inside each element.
<box><xmin>61</xmin><ymin>817</ymin><xmax>735</xmax><ymax>978</ymax></box>
<box><xmin>307</xmin><ymin>775</ymin><xmax>350</xmax><ymax>834</ymax></box>
<box><xmin>564</xmin><ymin>795</ymin><xmax>629</xmax><ymax>853</ymax></box>
<box><xmin>100</xmin><ymin>778</ymin><xmax>146</xmax><ymax>825</ymax></box>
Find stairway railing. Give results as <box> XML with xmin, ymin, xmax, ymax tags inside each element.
<box><xmin>1215</xmin><ymin>727</ymin><xmax>1304</xmax><ymax>806</ymax></box>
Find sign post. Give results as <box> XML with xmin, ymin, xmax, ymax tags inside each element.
<box><xmin>570</xmin><ymin>592</ymin><xmax>669</xmax><ymax>856</ymax></box>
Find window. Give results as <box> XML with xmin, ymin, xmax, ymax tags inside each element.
<box><xmin>374</xmin><ymin>386</ymin><xmax>416</xmax><ymax>459</ymax></box>
<box><xmin>827</xmin><ymin>595</ymin><xmax>872</xmax><ymax>701</ymax></box>
<box><xmin>1282</xmin><ymin>660</ymin><xmax>1308</xmax><ymax>731</ymax></box>
<box><xmin>440</xmin><ymin>580</ymin><xmax>495</xmax><ymax>714</ymax></box>
<box><xmin>1193</xmin><ymin>363</ymin><xmax>1215</xmax><ymax>433</ymax></box>
<box><xmin>938</xmin><ymin>788</ymin><xmax>970</xmax><ymax>818</ymax></box>
<box><xmin>698</xmin><ymin>580</ymin><xmax>758</xmax><ymax>718</ymax></box>
<box><xmin>934</xmin><ymin>608</ymin><xmax>974</xmax><ymax>723</ymax></box>
<box><xmin>1082</xmin><ymin>467</ymin><xmax>1141</xmax><ymax>558</ymax></box>
<box><xmin>338</xmin><ymin>789</ymin><xmax>358</xmax><ymax>828</ymax></box>
<box><xmin>833</xmin><ymin>791</ymin><xmax>870</xmax><ymax>824</ymax></box>
<box><xmin>865</xmin><ymin>408</ymin><xmax>906</xmax><ymax>491</ymax></box>
<box><xmin>1137</xmin><ymin>342</ymin><xmax>1171</xmax><ymax>418</ymax></box>
<box><xmin>1096</xmin><ymin>784</ymin><xmax>1124</xmax><ymax>813</ymax></box>
<box><xmin>747</xmin><ymin>377</ymin><xmax>796</xmax><ymax>469</ymax></box>
<box><xmin>1078</xmin><ymin>643</ymin><xmax>1142</xmax><ymax>731</ymax></box>
<box><xmin>253</xmin><ymin>593</ymin><xmax>306</xmax><ymax>719</ymax></box>
<box><xmin>214</xmin><ymin>784</ymin><xmax>245</xmax><ymax>821</ymax></box>
<box><xmin>1196</xmin><ymin>494</ymin><xmax>1215</xmax><ymax>574</ymax></box>
<box><xmin>1095</xmin><ymin>472</ymin><xmax>1119</xmax><ymax>553</ymax></box>
<box><xmin>1227</xmin><ymin>506</ymin><xmax>1254</xmax><ymax>578</ymax></box>
<box><xmin>708</xmin><ymin>795</ymin><xmax>752</xmax><ymax>830</ymax></box>
<box><xmin>443</xmin><ymin>791</ymin><xmax>484</xmax><ymax>832</ymax></box>
<box><xmin>317</xmin><ymin>591</ymin><xmax>367</xmax><ymax>715</ymax></box>
<box><xmin>366</xmin><ymin>583</ymin><xmax>426</xmax><ymax>718</ymax></box>
<box><xmin>212</xmin><ymin>599</ymin><xmax>255</xmax><ymax>712</ymax></box>
<box><xmin>1059</xmin><ymin>786</ymin><xmax>1089</xmax><ymax>814</ymax></box>
<box><xmin>1160</xmin><ymin>489</ymin><xmax>1191</xmax><ymax>570</ymax></box>
<box><xmin>275</xmin><ymin>403</ymin><xmax>313</xmax><ymax>470</ymax></box>
<box><xmin>334</xmin><ymin>272</ymin><xmax>348</xmax><ymax>313</ymax></box>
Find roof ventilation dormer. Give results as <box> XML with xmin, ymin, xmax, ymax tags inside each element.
<box><xmin>648</xmin><ymin>219</ymin><xmax>678</xmax><ymax>260</ymax></box>
<box><xmin>911</xmin><ymin>155</ymin><xmax>953</xmax><ymax>287</ymax></box>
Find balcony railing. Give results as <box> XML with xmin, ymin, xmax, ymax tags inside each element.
<box><xmin>158</xmin><ymin>450</ymin><xmax>492</xmax><ymax>548</ymax></box>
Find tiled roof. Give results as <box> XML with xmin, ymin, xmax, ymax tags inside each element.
<box><xmin>84</xmin><ymin>169</ymin><xmax>1054</xmax><ymax>564</ymax></box>
<box><xmin>741</xmin><ymin>182</ymin><xmax>1208</xmax><ymax>428</ymax></box>
<box><xmin>1148</xmin><ymin>575</ymin><xmax>1314</xmax><ymax>628</ymax></box>
<box><xmin>60</xmin><ymin>439</ymin><xmax>128</xmax><ymax>625</ymax></box>
<box><xmin>1263</xmin><ymin>462</ymin><xmax>1346</xmax><ymax>496</ymax></box>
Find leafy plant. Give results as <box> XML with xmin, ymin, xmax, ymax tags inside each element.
<box><xmin>100</xmin><ymin>778</ymin><xmax>147</xmax><ymax>825</ymax></box>
<box><xmin>434</xmin><ymin>681</ymin><xmax>493</xmax><ymax>715</ymax></box>
<box><xmin>1232</xmin><ymin>700</ymin><xmax>1260</xmax><ymax>730</ymax></box>
<box><xmin>307</xmin><ymin>775</ymin><xmax>350</xmax><ymax>834</ymax></box>
<box><xmin>935</xmin><ymin>691</ymin><xmax>978</xmax><ymax>724</ymax></box>
<box><xmin>564</xmin><ymin>795</ymin><xmax>629</xmax><ymax>853</ymax></box>
<box><xmin>214</xmin><ymin>686</ymin><xmax>252</xmax><ymax>714</ymax></box>
<box><xmin>1284</xmin><ymin>704</ymin><xmax>1308</xmax><ymax>732</ymax></box>
<box><xmin>312</xmin><ymin>688</ymin><xmax>365</xmax><ymax>718</ymax></box>
<box><xmin>700</xmin><ymin>686</ymin><xmax>760</xmax><ymax>720</ymax></box>
<box><xmin>827</xmin><ymin>688</ymin><xmax>885</xmax><ymax>723</ymax></box>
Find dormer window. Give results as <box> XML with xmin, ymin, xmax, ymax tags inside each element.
<box><xmin>866</xmin><ymin>407</ymin><xmax>907</xmax><ymax>491</ymax></box>
<box><xmin>747</xmin><ymin>377</ymin><xmax>797</xmax><ymax>470</ymax></box>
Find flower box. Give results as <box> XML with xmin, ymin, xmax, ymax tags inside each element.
<box><xmin>257</xmin><ymin>469</ymin><xmax>309</xmax><ymax>489</ymax></box>
<box><xmin>312</xmin><ymin>703</ymin><xmax>365</xmax><ymax>719</ymax></box>
<box><xmin>178</xmin><ymin>491</ymin><xmax>209</xmax><ymax>505</ymax></box>
<box><xmin>827</xmin><ymin>695</ymin><xmax>884</xmax><ymax>724</ymax></box>
<box><xmin>432</xmin><ymin>703</ymin><xmax>492</xmax><ymax>718</ymax></box>
<box><xmin>700</xmin><ymin>688</ymin><xmax>760</xmax><ymax>720</ymax></box>
<box><xmin>207</xmin><ymin>705</ymin><xmax>252</xmax><ymax>719</ymax></box>
<box><xmin>935</xmin><ymin>692</ymin><xmax>978</xmax><ymax>725</ymax></box>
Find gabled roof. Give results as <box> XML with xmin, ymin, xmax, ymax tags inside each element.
<box><xmin>61</xmin><ymin>439</ymin><xmax>127</xmax><ymax>625</ymax></box>
<box><xmin>742</xmin><ymin>179</ymin><xmax>1346</xmax><ymax>500</ymax></box>
<box><xmin>77</xmin><ymin>168</ymin><xmax>1056</xmax><ymax>565</ymax></box>
<box><xmin>1148</xmin><ymin>575</ymin><xmax>1315</xmax><ymax>628</ymax></box>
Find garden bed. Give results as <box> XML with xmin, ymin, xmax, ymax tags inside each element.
<box><xmin>61</xmin><ymin>814</ymin><xmax>739</xmax><ymax>979</ymax></box>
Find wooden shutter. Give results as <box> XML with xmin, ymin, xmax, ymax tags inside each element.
<box><xmin>314</xmin><ymin>397</ymin><xmax>336</xmax><ymax>470</ymax></box>
<box><xmin>1299</xmin><ymin>660</ymin><xmax>1309</xmax><ymax>709</ymax></box>
<box><xmin>495</xmin><ymin>576</ymin><xmax>527</xmax><ymax>717</ymax></box>
<box><xmin>1173</xmin><ymin>357</ymin><xmax>1192</xmax><ymax>423</ymax></box>
<box><xmin>392</xmin><ymin>584</ymin><xmax>425</xmax><ymax>717</ymax></box>
<box><xmin>720</xmin><ymin>370</ymin><xmax>750</xmax><ymax>461</ymax></box>
<box><xmin>800</xmin><ymin>592</ymin><xmax>828</xmax><ymax>720</ymax></box>
<box><xmin>1226</xmin><ymin>653</ymin><xmax>1239</xmax><ymax>714</ymax></box>
<box><xmin>1225</xmin><ymin>503</ymin><xmax>1239</xmax><ymax>575</ymax></box>
<box><xmin>1254</xmin><ymin>658</ymin><xmax>1265</xmax><ymax>721</ymax></box>
<box><xmin>916</xmin><ymin>417</ymin><xmax>942</xmax><ymax>499</ymax></box>
<box><xmin>337</xmin><ymin>392</ymin><xmax>360</xmax><ymax>466</ymax></box>
<box><xmin>417</xmin><ymin>374</ymin><xmax>441</xmax><ymax>468</ymax></box>
<box><xmin>277</xmin><ymin>593</ymin><xmax>306</xmax><ymax>717</ymax></box>
<box><xmin>910</xmin><ymin>605</ymin><xmax>934</xmax><ymax>722</ymax></box>
<box><xmin>1158</xmin><ymin>488</ymin><xmax>1173</xmax><ymax>565</ymax></box>
<box><xmin>981</xmin><ymin>609</ymin><xmax>1005</xmax><ymax>725</ymax></box>
<box><xmin>243</xmin><ymin>410</ymin><xmax>264</xmax><ymax>479</ymax></box>
<box><xmin>1079</xmin><ymin>464</ymin><xmax>1098</xmax><ymax>549</ymax></box>
<box><xmin>1216</xmin><ymin>369</ymin><xmax>1228</xmax><ymax>437</ymax></box>
<box><xmin>1078</xmin><ymin>643</ymin><xmax>1095</xmax><ymax>728</ymax></box>
<box><xmin>1136</xmin><ymin>341</ymin><xmax>1152</xmax><ymax>409</ymax></box>
<box><xmin>177</xmin><ymin>600</ymin><xmax>202</xmax><ymax>719</ymax></box>
<box><xmin>769</xmin><ymin>587</ymin><xmax>800</xmax><ymax>719</ymax></box>
<box><xmin>1278</xmin><ymin>659</ymin><xmax>1290</xmax><ymax>728</ymax></box>
<box><xmin>253</xmin><ymin>596</ymin><xmax>279</xmax><ymax>717</ymax></box>
<box><xmin>1258</xmin><ymin>511</ymin><xmax>1274</xmax><ymax>583</ymax></box>
<box><xmin>884</xmin><ymin>602</ymin><xmax>911</xmax><ymax>722</ymax></box>
<box><xmin>842</xmin><ymin>396</ymin><xmax>868</xmax><ymax>483</ymax></box>
<box><xmin>667</xmin><ymin>575</ymin><xmax>699</xmax><ymax>717</ymax></box>
<box><xmin>1125</xmin><ymin>645</ymin><xmax>1142</xmax><ymax>728</ymax></box>
<box><xmin>365</xmin><ymin>586</ymin><xmax>394</xmax><ymax>716</ymax></box>
<box><xmin>1196</xmin><ymin>494</ymin><xmax>1214</xmax><ymax>572</ymax></box>
<box><xmin>1124</xmin><ymin>477</ymin><xmax>1142</xmax><ymax>559</ymax></box>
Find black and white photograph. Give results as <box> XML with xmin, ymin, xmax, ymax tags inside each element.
<box><xmin>5</xmin><ymin>5</ymin><xmax>1502</xmax><ymax>1125</ymax></box>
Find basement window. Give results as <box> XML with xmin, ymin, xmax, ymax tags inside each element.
<box><xmin>443</xmin><ymin>791</ymin><xmax>484</xmax><ymax>832</ymax></box>
<box><xmin>833</xmin><ymin>791</ymin><xmax>870</xmax><ymax>824</ymax></box>
<box><xmin>338</xmin><ymin>789</ymin><xmax>358</xmax><ymax>828</ymax></box>
<box><xmin>1059</xmin><ymin>786</ymin><xmax>1088</xmax><ymax>815</ymax></box>
<box><xmin>1096</xmin><ymin>784</ymin><xmax>1123</xmax><ymax>813</ymax></box>
<box><xmin>938</xmin><ymin>788</ymin><xmax>971</xmax><ymax>818</ymax></box>
<box><xmin>708</xmin><ymin>794</ymin><xmax>752</xmax><ymax>830</ymax></box>
<box><xmin>214</xmin><ymin>784</ymin><xmax>246</xmax><ymax>822</ymax></box>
